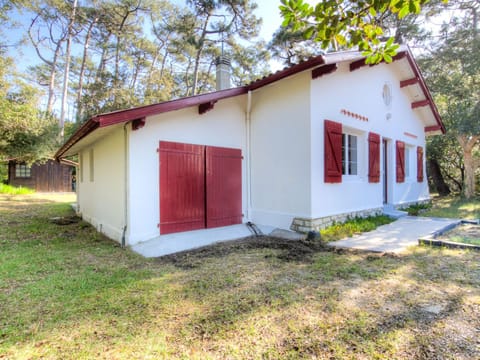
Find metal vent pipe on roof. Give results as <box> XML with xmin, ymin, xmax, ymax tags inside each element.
<box><xmin>215</xmin><ymin>56</ymin><xmax>231</xmax><ymax>91</ymax></box>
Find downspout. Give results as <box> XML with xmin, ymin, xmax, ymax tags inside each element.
<box><xmin>121</xmin><ymin>122</ymin><xmax>129</xmax><ymax>248</ymax></box>
<box><xmin>245</xmin><ymin>90</ymin><xmax>252</xmax><ymax>221</ymax></box>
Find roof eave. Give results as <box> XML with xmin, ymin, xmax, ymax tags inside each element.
<box><xmin>403</xmin><ymin>50</ymin><xmax>446</xmax><ymax>134</ymax></box>
<box><xmin>55</xmin><ymin>118</ymin><xmax>100</xmax><ymax>160</ymax></box>
<box><xmin>96</xmin><ymin>86</ymin><xmax>248</xmax><ymax>127</ymax></box>
<box><xmin>55</xmin><ymin>47</ymin><xmax>445</xmax><ymax>160</ymax></box>
<box><xmin>248</xmin><ymin>56</ymin><xmax>326</xmax><ymax>91</ymax></box>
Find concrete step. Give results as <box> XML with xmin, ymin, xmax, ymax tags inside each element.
<box><xmin>383</xmin><ymin>204</ymin><xmax>408</xmax><ymax>219</ymax></box>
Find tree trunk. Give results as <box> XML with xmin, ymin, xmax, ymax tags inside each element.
<box><xmin>46</xmin><ymin>46</ymin><xmax>60</xmax><ymax>114</ymax></box>
<box><xmin>463</xmin><ymin>149</ymin><xmax>476</xmax><ymax>198</ymax></box>
<box><xmin>427</xmin><ymin>158</ymin><xmax>451</xmax><ymax>196</ymax></box>
<box><xmin>457</xmin><ymin>134</ymin><xmax>479</xmax><ymax>199</ymax></box>
<box><xmin>191</xmin><ymin>14</ymin><xmax>210</xmax><ymax>96</ymax></box>
<box><xmin>59</xmin><ymin>0</ymin><xmax>78</xmax><ymax>140</ymax></box>
<box><xmin>77</xmin><ymin>16</ymin><xmax>98</xmax><ymax>122</ymax></box>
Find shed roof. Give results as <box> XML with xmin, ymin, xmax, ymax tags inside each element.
<box><xmin>55</xmin><ymin>46</ymin><xmax>444</xmax><ymax>160</ymax></box>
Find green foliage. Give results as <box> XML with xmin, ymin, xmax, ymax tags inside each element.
<box><xmin>403</xmin><ymin>202</ymin><xmax>431</xmax><ymax>216</ymax></box>
<box><xmin>268</xmin><ymin>23</ymin><xmax>324</xmax><ymax>66</ymax></box>
<box><xmin>0</xmin><ymin>183</ymin><xmax>34</xmax><ymax>194</ymax></box>
<box><xmin>419</xmin><ymin>11</ymin><xmax>480</xmax><ymax>198</ymax></box>
<box><xmin>0</xmin><ymin>55</ymin><xmax>59</xmax><ymax>163</ymax></box>
<box><xmin>279</xmin><ymin>0</ymin><xmax>433</xmax><ymax>62</ymax></box>
<box><xmin>320</xmin><ymin>215</ymin><xmax>394</xmax><ymax>242</ymax></box>
<box><xmin>0</xmin><ymin>162</ymin><xmax>7</xmax><ymax>183</ymax></box>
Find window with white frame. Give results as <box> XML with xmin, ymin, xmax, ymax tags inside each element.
<box><xmin>342</xmin><ymin>133</ymin><xmax>358</xmax><ymax>176</ymax></box>
<box><xmin>15</xmin><ymin>164</ymin><xmax>31</xmax><ymax>178</ymax></box>
<box><xmin>405</xmin><ymin>145</ymin><xmax>415</xmax><ymax>180</ymax></box>
<box><xmin>79</xmin><ymin>153</ymin><xmax>84</xmax><ymax>182</ymax></box>
<box><xmin>405</xmin><ymin>146</ymin><xmax>410</xmax><ymax>178</ymax></box>
<box><xmin>89</xmin><ymin>149</ymin><xmax>94</xmax><ymax>182</ymax></box>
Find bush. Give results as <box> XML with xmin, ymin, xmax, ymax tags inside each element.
<box><xmin>0</xmin><ymin>183</ymin><xmax>35</xmax><ymax>195</ymax></box>
<box><xmin>320</xmin><ymin>215</ymin><xmax>394</xmax><ymax>242</ymax></box>
<box><xmin>403</xmin><ymin>203</ymin><xmax>431</xmax><ymax>216</ymax></box>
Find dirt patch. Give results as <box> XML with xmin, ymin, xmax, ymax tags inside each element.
<box><xmin>155</xmin><ymin>236</ymin><xmax>329</xmax><ymax>268</ymax></box>
<box><xmin>50</xmin><ymin>215</ymin><xmax>81</xmax><ymax>225</ymax></box>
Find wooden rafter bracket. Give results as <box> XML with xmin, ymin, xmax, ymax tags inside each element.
<box><xmin>425</xmin><ymin>125</ymin><xmax>442</xmax><ymax>132</ymax></box>
<box><xmin>400</xmin><ymin>77</ymin><xmax>420</xmax><ymax>88</ymax></box>
<box><xmin>412</xmin><ymin>99</ymin><xmax>430</xmax><ymax>109</ymax></box>
<box><xmin>198</xmin><ymin>100</ymin><xmax>217</xmax><ymax>115</ymax></box>
<box><xmin>312</xmin><ymin>64</ymin><xmax>337</xmax><ymax>79</ymax></box>
<box><xmin>132</xmin><ymin>117</ymin><xmax>146</xmax><ymax>131</ymax></box>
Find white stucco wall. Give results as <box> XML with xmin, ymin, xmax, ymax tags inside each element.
<box><xmin>74</xmin><ymin>58</ymin><xmax>433</xmax><ymax>244</ymax></box>
<box><xmin>310</xmin><ymin>61</ymin><xmax>429</xmax><ymax>219</ymax></box>
<box><xmin>249</xmin><ymin>72</ymin><xmax>312</xmax><ymax>229</ymax></box>
<box><xmin>127</xmin><ymin>95</ymin><xmax>247</xmax><ymax>245</ymax></box>
<box><xmin>77</xmin><ymin>127</ymin><xmax>126</xmax><ymax>242</ymax></box>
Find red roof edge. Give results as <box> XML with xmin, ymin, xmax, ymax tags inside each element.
<box><xmin>248</xmin><ymin>56</ymin><xmax>326</xmax><ymax>90</ymax></box>
<box><xmin>55</xmin><ymin>48</ymin><xmax>444</xmax><ymax>159</ymax></box>
<box><xmin>55</xmin><ymin>117</ymin><xmax>100</xmax><ymax>160</ymax></box>
<box><xmin>96</xmin><ymin>86</ymin><xmax>248</xmax><ymax>127</ymax></box>
<box><xmin>404</xmin><ymin>49</ymin><xmax>446</xmax><ymax>134</ymax></box>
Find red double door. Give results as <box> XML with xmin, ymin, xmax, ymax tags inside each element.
<box><xmin>159</xmin><ymin>141</ymin><xmax>242</xmax><ymax>235</ymax></box>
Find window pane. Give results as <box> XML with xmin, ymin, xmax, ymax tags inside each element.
<box><xmin>342</xmin><ymin>134</ymin><xmax>346</xmax><ymax>175</ymax></box>
<box><xmin>405</xmin><ymin>147</ymin><xmax>410</xmax><ymax>177</ymax></box>
<box><xmin>89</xmin><ymin>149</ymin><xmax>94</xmax><ymax>182</ymax></box>
<box><xmin>15</xmin><ymin>164</ymin><xmax>31</xmax><ymax>178</ymax></box>
<box><xmin>348</xmin><ymin>135</ymin><xmax>358</xmax><ymax>175</ymax></box>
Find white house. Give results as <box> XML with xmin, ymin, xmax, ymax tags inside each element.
<box><xmin>55</xmin><ymin>47</ymin><xmax>445</xmax><ymax>247</ymax></box>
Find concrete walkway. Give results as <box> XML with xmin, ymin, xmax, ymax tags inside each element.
<box><xmin>131</xmin><ymin>223</ymin><xmax>276</xmax><ymax>258</ymax></box>
<box><xmin>328</xmin><ymin>216</ymin><xmax>461</xmax><ymax>253</ymax></box>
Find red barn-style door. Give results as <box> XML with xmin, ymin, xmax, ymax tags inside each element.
<box><xmin>159</xmin><ymin>141</ymin><xmax>242</xmax><ymax>235</ymax></box>
<box><xmin>159</xmin><ymin>141</ymin><xmax>206</xmax><ymax>234</ymax></box>
<box><xmin>206</xmin><ymin>146</ymin><xmax>242</xmax><ymax>228</ymax></box>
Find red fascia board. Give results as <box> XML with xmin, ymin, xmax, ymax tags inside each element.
<box><xmin>55</xmin><ymin>48</ymin><xmax>445</xmax><ymax>160</ymax></box>
<box><xmin>54</xmin><ymin>118</ymin><xmax>100</xmax><ymax>160</ymax></box>
<box><xmin>350</xmin><ymin>51</ymin><xmax>407</xmax><ymax>72</ymax></box>
<box><xmin>90</xmin><ymin>56</ymin><xmax>328</xmax><ymax>127</ymax></box>
<box><xmin>96</xmin><ymin>87</ymin><xmax>247</xmax><ymax>127</ymax></box>
<box><xmin>248</xmin><ymin>56</ymin><xmax>326</xmax><ymax>90</ymax></box>
<box><xmin>404</xmin><ymin>52</ymin><xmax>446</xmax><ymax>134</ymax></box>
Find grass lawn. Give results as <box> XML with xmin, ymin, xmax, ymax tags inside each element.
<box><xmin>421</xmin><ymin>195</ymin><xmax>480</xmax><ymax>219</ymax></box>
<box><xmin>1</xmin><ymin>194</ymin><xmax>480</xmax><ymax>359</ymax></box>
<box><xmin>447</xmin><ymin>235</ymin><xmax>480</xmax><ymax>246</ymax></box>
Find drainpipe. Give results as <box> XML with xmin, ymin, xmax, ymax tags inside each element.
<box><xmin>121</xmin><ymin>122</ymin><xmax>129</xmax><ymax>248</ymax></box>
<box><xmin>245</xmin><ymin>90</ymin><xmax>252</xmax><ymax>221</ymax></box>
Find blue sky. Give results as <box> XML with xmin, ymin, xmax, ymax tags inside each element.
<box><xmin>5</xmin><ymin>0</ymin><xmax>298</xmax><ymax>74</ymax></box>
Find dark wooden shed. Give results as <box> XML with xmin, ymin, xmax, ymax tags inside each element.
<box><xmin>8</xmin><ymin>160</ymin><xmax>75</xmax><ymax>192</ymax></box>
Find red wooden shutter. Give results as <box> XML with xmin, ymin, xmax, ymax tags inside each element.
<box><xmin>206</xmin><ymin>146</ymin><xmax>242</xmax><ymax>228</ymax></box>
<box><xmin>417</xmin><ymin>146</ymin><xmax>424</xmax><ymax>182</ymax></box>
<box><xmin>159</xmin><ymin>141</ymin><xmax>205</xmax><ymax>234</ymax></box>
<box><xmin>368</xmin><ymin>132</ymin><xmax>381</xmax><ymax>183</ymax></box>
<box><xmin>324</xmin><ymin>120</ymin><xmax>342</xmax><ymax>183</ymax></box>
<box><xmin>396</xmin><ymin>140</ymin><xmax>405</xmax><ymax>183</ymax></box>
